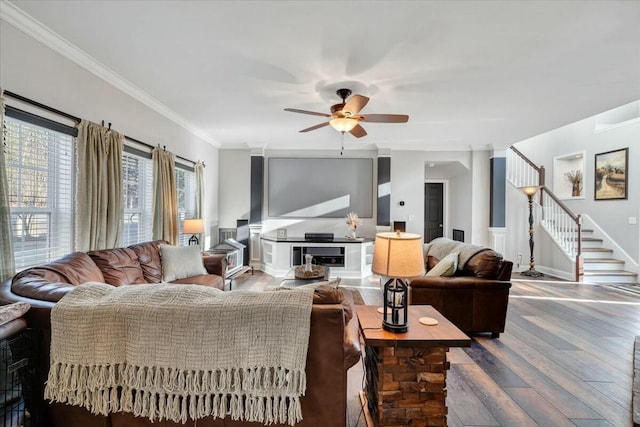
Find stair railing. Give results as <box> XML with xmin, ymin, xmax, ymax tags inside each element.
<box><xmin>507</xmin><ymin>147</ymin><xmax>583</xmax><ymax>281</ymax></box>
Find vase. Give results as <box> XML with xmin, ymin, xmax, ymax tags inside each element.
<box><xmin>572</xmin><ymin>183</ymin><xmax>581</xmax><ymax>197</ymax></box>
<box><xmin>350</xmin><ymin>230</ymin><xmax>357</xmax><ymax>239</ymax></box>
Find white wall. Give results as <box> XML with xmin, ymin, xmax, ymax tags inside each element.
<box><xmin>216</xmin><ymin>149</ymin><xmax>488</xmax><ymax>247</ymax></box>
<box><xmin>218</xmin><ymin>149</ymin><xmax>251</xmax><ymax>229</ymax></box>
<box><xmin>0</xmin><ymin>22</ymin><xmax>220</xmax><ymax>245</ymax></box>
<box><xmin>513</xmin><ymin>101</ymin><xmax>640</xmax><ymax>263</ymax></box>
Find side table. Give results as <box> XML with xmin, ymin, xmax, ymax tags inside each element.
<box><xmin>356</xmin><ymin>305</ymin><xmax>471</xmax><ymax>427</ymax></box>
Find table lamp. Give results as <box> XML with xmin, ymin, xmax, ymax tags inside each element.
<box><xmin>372</xmin><ymin>232</ymin><xmax>426</xmax><ymax>333</ymax></box>
<box><xmin>183</xmin><ymin>218</ymin><xmax>204</xmax><ymax>246</ymax></box>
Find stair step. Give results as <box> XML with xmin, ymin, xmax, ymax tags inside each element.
<box><xmin>557</xmin><ymin>228</ymin><xmax>594</xmax><ymax>233</ymax></box>
<box><xmin>581</xmin><ymin>247</ymin><xmax>614</xmax><ymax>259</ymax></box>
<box><xmin>583</xmin><ymin>258</ymin><xmax>626</xmax><ymax>271</ymax></box>
<box><xmin>584</xmin><ymin>258</ymin><xmax>624</xmax><ymax>264</ymax></box>
<box><xmin>571</xmin><ymin>237</ymin><xmax>604</xmax><ymax>248</ymax></box>
<box><xmin>582</xmin><ymin>270</ymin><xmax>638</xmax><ymax>284</ymax></box>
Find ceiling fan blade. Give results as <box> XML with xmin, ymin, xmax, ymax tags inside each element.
<box><xmin>299</xmin><ymin>122</ymin><xmax>330</xmax><ymax>133</ymax></box>
<box><xmin>342</xmin><ymin>95</ymin><xmax>369</xmax><ymax>116</ymax></box>
<box><xmin>359</xmin><ymin>114</ymin><xmax>409</xmax><ymax>123</ymax></box>
<box><xmin>284</xmin><ymin>108</ymin><xmax>331</xmax><ymax>117</ymax></box>
<box><xmin>349</xmin><ymin>124</ymin><xmax>367</xmax><ymax>138</ymax></box>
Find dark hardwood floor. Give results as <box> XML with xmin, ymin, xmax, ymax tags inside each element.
<box><xmin>231</xmin><ymin>272</ymin><xmax>639</xmax><ymax>426</ymax></box>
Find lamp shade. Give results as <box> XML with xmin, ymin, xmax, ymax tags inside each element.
<box><xmin>372</xmin><ymin>232</ymin><xmax>426</xmax><ymax>278</ymax></box>
<box><xmin>329</xmin><ymin>117</ymin><xmax>358</xmax><ymax>133</ymax></box>
<box><xmin>183</xmin><ymin>218</ymin><xmax>204</xmax><ymax>234</ymax></box>
<box><xmin>520</xmin><ymin>186</ymin><xmax>539</xmax><ymax>197</ymax></box>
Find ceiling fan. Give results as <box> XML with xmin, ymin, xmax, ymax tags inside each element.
<box><xmin>284</xmin><ymin>88</ymin><xmax>409</xmax><ymax>138</ymax></box>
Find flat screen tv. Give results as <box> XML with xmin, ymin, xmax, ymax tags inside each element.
<box><xmin>267</xmin><ymin>158</ymin><xmax>373</xmax><ymax>218</ymax></box>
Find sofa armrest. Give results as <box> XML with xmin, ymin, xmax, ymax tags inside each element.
<box><xmin>202</xmin><ymin>253</ymin><xmax>227</xmax><ymax>277</ymax></box>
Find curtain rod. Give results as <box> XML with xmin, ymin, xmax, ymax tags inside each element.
<box><xmin>4</xmin><ymin>90</ymin><xmax>81</xmax><ymax>123</ymax></box>
<box><xmin>3</xmin><ymin>90</ymin><xmax>204</xmax><ymax>167</ymax></box>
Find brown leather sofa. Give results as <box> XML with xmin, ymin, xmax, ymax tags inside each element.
<box><xmin>0</xmin><ymin>241</ymin><xmax>360</xmax><ymax>427</ymax></box>
<box><xmin>409</xmin><ymin>240</ymin><xmax>513</xmax><ymax>338</ymax></box>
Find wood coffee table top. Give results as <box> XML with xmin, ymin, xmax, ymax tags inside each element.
<box><xmin>356</xmin><ymin>305</ymin><xmax>471</xmax><ymax>348</ymax></box>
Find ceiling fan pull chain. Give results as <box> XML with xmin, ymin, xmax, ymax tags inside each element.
<box><xmin>340</xmin><ymin>131</ymin><xmax>345</xmax><ymax>156</ymax></box>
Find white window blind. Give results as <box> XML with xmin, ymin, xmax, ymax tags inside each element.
<box><xmin>175</xmin><ymin>167</ymin><xmax>196</xmax><ymax>246</ymax></box>
<box><xmin>4</xmin><ymin>116</ymin><xmax>74</xmax><ymax>269</ymax></box>
<box><xmin>121</xmin><ymin>150</ymin><xmax>153</xmax><ymax>246</ymax></box>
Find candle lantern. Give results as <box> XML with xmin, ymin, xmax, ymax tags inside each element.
<box><xmin>372</xmin><ymin>232</ymin><xmax>425</xmax><ymax>333</ymax></box>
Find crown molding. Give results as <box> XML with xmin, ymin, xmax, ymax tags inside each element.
<box><xmin>0</xmin><ymin>1</ymin><xmax>220</xmax><ymax>147</ymax></box>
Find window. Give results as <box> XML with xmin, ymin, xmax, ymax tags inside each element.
<box><xmin>175</xmin><ymin>166</ymin><xmax>196</xmax><ymax>246</ymax></box>
<box><xmin>121</xmin><ymin>148</ymin><xmax>153</xmax><ymax>246</ymax></box>
<box><xmin>4</xmin><ymin>115</ymin><xmax>74</xmax><ymax>269</ymax></box>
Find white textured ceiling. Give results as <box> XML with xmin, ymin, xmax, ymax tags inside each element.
<box><xmin>6</xmin><ymin>0</ymin><xmax>640</xmax><ymax>151</ymax></box>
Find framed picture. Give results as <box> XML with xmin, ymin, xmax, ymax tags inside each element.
<box><xmin>594</xmin><ymin>148</ymin><xmax>628</xmax><ymax>200</ymax></box>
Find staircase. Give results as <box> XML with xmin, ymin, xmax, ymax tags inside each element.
<box><xmin>507</xmin><ymin>147</ymin><xmax>638</xmax><ymax>284</ymax></box>
<box><xmin>579</xmin><ymin>227</ymin><xmax>638</xmax><ymax>284</ymax></box>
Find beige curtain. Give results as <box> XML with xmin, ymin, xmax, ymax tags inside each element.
<box><xmin>0</xmin><ymin>89</ymin><xmax>16</xmax><ymax>281</ymax></box>
<box><xmin>152</xmin><ymin>147</ymin><xmax>178</xmax><ymax>245</ymax></box>
<box><xmin>194</xmin><ymin>161</ymin><xmax>205</xmax><ymax>250</ymax></box>
<box><xmin>76</xmin><ymin>120</ymin><xmax>124</xmax><ymax>251</ymax></box>
<box><xmin>194</xmin><ymin>161</ymin><xmax>205</xmax><ymax>218</ymax></box>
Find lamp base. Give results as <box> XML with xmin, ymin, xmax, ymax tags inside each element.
<box><xmin>188</xmin><ymin>235</ymin><xmax>200</xmax><ymax>246</ymax></box>
<box><xmin>382</xmin><ymin>321</ymin><xmax>408</xmax><ymax>334</ymax></box>
<box><xmin>521</xmin><ymin>269</ymin><xmax>544</xmax><ymax>278</ymax></box>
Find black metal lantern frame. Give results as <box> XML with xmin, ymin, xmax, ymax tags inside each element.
<box><xmin>382</xmin><ymin>277</ymin><xmax>408</xmax><ymax>333</ymax></box>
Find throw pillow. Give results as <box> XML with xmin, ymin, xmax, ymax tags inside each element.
<box><xmin>0</xmin><ymin>302</ymin><xmax>30</xmax><ymax>326</ymax></box>
<box><xmin>426</xmin><ymin>252</ymin><xmax>458</xmax><ymax>277</ymax></box>
<box><xmin>159</xmin><ymin>245</ymin><xmax>207</xmax><ymax>282</ymax></box>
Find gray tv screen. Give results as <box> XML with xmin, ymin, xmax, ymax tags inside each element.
<box><xmin>267</xmin><ymin>158</ymin><xmax>373</xmax><ymax>218</ymax></box>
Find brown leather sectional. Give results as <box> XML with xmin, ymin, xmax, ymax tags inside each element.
<box><xmin>409</xmin><ymin>246</ymin><xmax>513</xmax><ymax>338</ymax></box>
<box><xmin>0</xmin><ymin>241</ymin><xmax>361</xmax><ymax>427</ymax></box>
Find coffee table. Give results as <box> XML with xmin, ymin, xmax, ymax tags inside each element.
<box><xmin>279</xmin><ymin>265</ymin><xmax>330</xmax><ymax>288</ymax></box>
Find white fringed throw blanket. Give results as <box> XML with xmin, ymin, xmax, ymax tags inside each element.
<box><xmin>44</xmin><ymin>282</ymin><xmax>315</xmax><ymax>425</ymax></box>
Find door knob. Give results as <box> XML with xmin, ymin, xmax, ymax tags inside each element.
<box><xmin>439</xmin><ymin>224</ymin><xmax>443</xmax><ymax>227</ymax></box>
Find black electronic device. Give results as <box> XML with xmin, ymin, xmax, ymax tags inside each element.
<box><xmin>304</xmin><ymin>232</ymin><xmax>334</xmax><ymax>242</ymax></box>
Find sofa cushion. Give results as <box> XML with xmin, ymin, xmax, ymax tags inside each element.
<box><xmin>13</xmin><ymin>252</ymin><xmax>104</xmax><ymax>286</ymax></box>
<box><xmin>170</xmin><ymin>274</ymin><xmax>224</xmax><ymax>289</ymax></box>
<box><xmin>88</xmin><ymin>248</ymin><xmax>146</xmax><ymax>287</ymax></box>
<box><xmin>426</xmin><ymin>252</ymin><xmax>458</xmax><ymax>277</ymax></box>
<box><xmin>128</xmin><ymin>240</ymin><xmax>167</xmax><ymax>283</ymax></box>
<box><xmin>159</xmin><ymin>245</ymin><xmax>207</xmax><ymax>281</ymax></box>
<box><xmin>462</xmin><ymin>249</ymin><xmax>503</xmax><ymax>279</ymax></box>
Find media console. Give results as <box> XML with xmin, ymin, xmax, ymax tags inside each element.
<box><xmin>261</xmin><ymin>236</ymin><xmax>374</xmax><ymax>279</ymax></box>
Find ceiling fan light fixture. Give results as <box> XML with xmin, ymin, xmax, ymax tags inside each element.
<box><xmin>330</xmin><ymin>117</ymin><xmax>358</xmax><ymax>133</ymax></box>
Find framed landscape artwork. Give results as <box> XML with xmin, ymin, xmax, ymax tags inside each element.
<box><xmin>594</xmin><ymin>148</ymin><xmax>628</xmax><ymax>200</ymax></box>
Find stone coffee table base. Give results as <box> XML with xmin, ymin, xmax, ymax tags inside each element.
<box><xmin>362</xmin><ymin>345</ymin><xmax>449</xmax><ymax>427</ymax></box>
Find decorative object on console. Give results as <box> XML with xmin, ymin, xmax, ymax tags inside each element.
<box><xmin>183</xmin><ymin>218</ymin><xmax>204</xmax><ymax>246</ymax></box>
<box><xmin>520</xmin><ymin>186</ymin><xmax>543</xmax><ymax>278</ymax></box>
<box><xmin>372</xmin><ymin>232</ymin><xmax>425</xmax><ymax>333</ymax></box>
<box><xmin>345</xmin><ymin>212</ymin><xmax>362</xmax><ymax>239</ymax></box>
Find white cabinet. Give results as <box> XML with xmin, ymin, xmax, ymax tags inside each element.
<box><xmin>261</xmin><ymin>238</ymin><xmax>374</xmax><ymax>279</ymax></box>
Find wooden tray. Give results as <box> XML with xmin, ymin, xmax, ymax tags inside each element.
<box><xmin>294</xmin><ymin>265</ymin><xmax>325</xmax><ymax>280</ymax></box>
